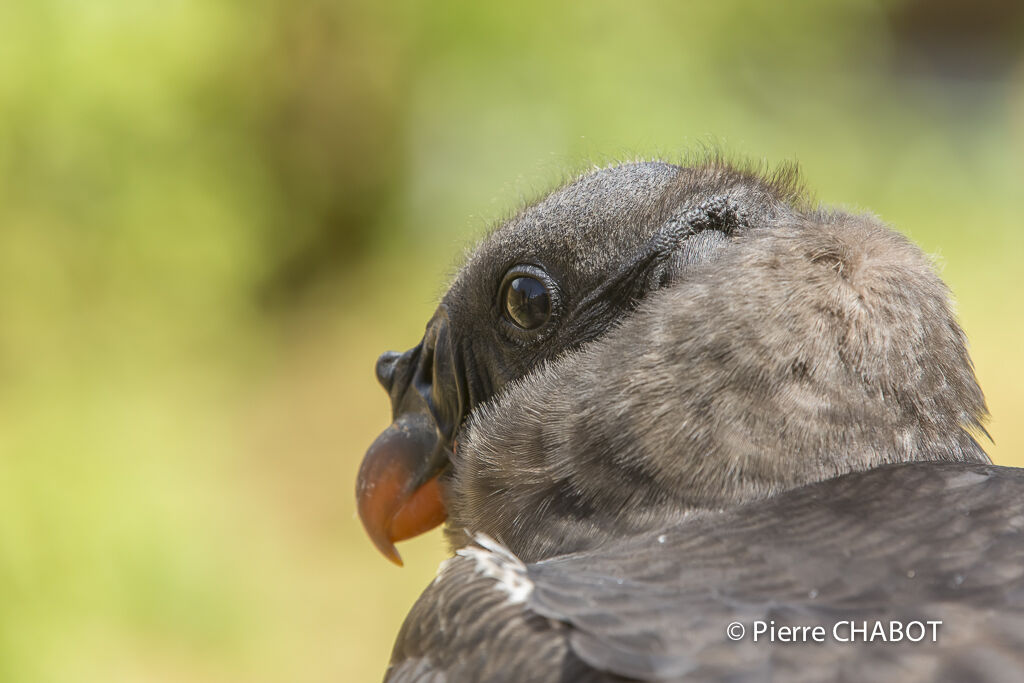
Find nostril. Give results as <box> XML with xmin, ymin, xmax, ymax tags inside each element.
<box><xmin>375</xmin><ymin>351</ymin><xmax>402</xmax><ymax>391</ymax></box>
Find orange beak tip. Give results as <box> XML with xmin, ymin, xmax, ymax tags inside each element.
<box><xmin>383</xmin><ymin>545</ymin><xmax>404</xmax><ymax>567</ymax></box>
<box><xmin>356</xmin><ymin>428</ymin><xmax>448</xmax><ymax>565</ymax></box>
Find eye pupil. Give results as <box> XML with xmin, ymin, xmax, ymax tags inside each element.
<box><xmin>505</xmin><ymin>276</ymin><xmax>551</xmax><ymax>329</ymax></box>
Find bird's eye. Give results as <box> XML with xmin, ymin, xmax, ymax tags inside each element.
<box><xmin>502</xmin><ymin>273</ymin><xmax>552</xmax><ymax>330</ymax></box>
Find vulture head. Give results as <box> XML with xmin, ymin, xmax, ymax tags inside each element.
<box><xmin>356</xmin><ymin>160</ymin><xmax>988</xmax><ymax>565</ymax></box>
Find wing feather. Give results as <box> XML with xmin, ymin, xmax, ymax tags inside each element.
<box><xmin>389</xmin><ymin>462</ymin><xmax>1024</xmax><ymax>682</ymax></box>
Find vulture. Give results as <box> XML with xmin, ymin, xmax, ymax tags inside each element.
<box><xmin>355</xmin><ymin>160</ymin><xmax>1024</xmax><ymax>682</ymax></box>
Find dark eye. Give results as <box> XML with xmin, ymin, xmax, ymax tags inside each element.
<box><xmin>502</xmin><ymin>274</ymin><xmax>552</xmax><ymax>330</ymax></box>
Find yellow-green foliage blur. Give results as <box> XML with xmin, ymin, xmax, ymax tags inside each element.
<box><xmin>2</xmin><ymin>1</ymin><xmax>1023</xmax><ymax>681</ymax></box>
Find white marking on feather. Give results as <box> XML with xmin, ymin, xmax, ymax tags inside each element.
<box><xmin>433</xmin><ymin>556</ymin><xmax>457</xmax><ymax>585</ymax></box>
<box><xmin>455</xmin><ymin>533</ymin><xmax>533</xmax><ymax>604</ymax></box>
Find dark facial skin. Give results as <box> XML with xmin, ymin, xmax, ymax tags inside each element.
<box><xmin>356</xmin><ymin>161</ymin><xmax>805</xmax><ymax>563</ymax></box>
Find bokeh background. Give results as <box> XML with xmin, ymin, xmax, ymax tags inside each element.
<box><xmin>2</xmin><ymin>1</ymin><xmax>1023</xmax><ymax>681</ymax></box>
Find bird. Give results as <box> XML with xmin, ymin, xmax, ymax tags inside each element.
<box><xmin>354</xmin><ymin>159</ymin><xmax>1024</xmax><ymax>682</ymax></box>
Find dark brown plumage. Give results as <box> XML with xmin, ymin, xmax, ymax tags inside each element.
<box><xmin>355</xmin><ymin>159</ymin><xmax>1021</xmax><ymax>682</ymax></box>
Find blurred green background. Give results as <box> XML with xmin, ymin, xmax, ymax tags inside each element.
<box><xmin>2</xmin><ymin>0</ymin><xmax>1022</xmax><ymax>681</ymax></box>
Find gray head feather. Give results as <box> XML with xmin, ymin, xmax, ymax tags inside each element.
<box><xmin>441</xmin><ymin>161</ymin><xmax>988</xmax><ymax>562</ymax></box>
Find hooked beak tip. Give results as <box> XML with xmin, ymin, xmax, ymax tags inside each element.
<box><xmin>356</xmin><ymin>421</ymin><xmax>448</xmax><ymax>566</ymax></box>
<box><xmin>356</xmin><ymin>461</ymin><xmax>408</xmax><ymax>567</ymax></box>
<box><xmin>374</xmin><ymin>535</ymin><xmax>405</xmax><ymax>568</ymax></box>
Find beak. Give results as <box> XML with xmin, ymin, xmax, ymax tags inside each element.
<box><xmin>356</xmin><ymin>309</ymin><xmax>462</xmax><ymax>565</ymax></box>
<box><xmin>356</xmin><ymin>413</ymin><xmax>449</xmax><ymax>565</ymax></box>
